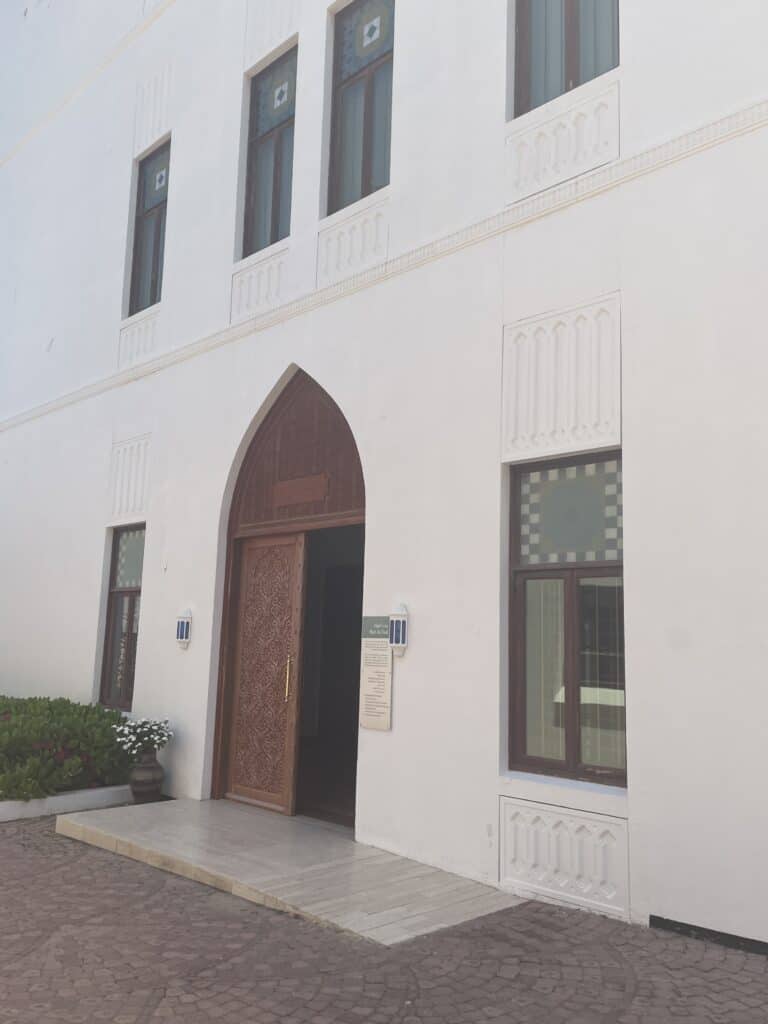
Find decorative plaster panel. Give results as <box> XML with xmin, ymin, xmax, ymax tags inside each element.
<box><xmin>317</xmin><ymin>199</ymin><xmax>390</xmax><ymax>289</ymax></box>
<box><xmin>500</xmin><ymin>797</ymin><xmax>629</xmax><ymax>919</ymax></box>
<box><xmin>502</xmin><ymin>294</ymin><xmax>621</xmax><ymax>462</ymax></box>
<box><xmin>118</xmin><ymin>307</ymin><xmax>160</xmax><ymax>370</ymax></box>
<box><xmin>230</xmin><ymin>248</ymin><xmax>287</xmax><ymax>324</ymax></box>
<box><xmin>134</xmin><ymin>62</ymin><xmax>172</xmax><ymax>156</ymax></box>
<box><xmin>506</xmin><ymin>82</ymin><xmax>619</xmax><ymax>203</ymax></box>
<box><xmin>109</xmin><ymin>435</ymin><xmax>151</xmax><ymax>523</ymax></box>
<box><xmin>245</xmin><ymin>0</ymin><xmax>301</xmax><ymax>68</ymax></box>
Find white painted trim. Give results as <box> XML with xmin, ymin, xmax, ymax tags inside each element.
<box><xmin>0</xmin><ymin>0</ymin><xmax>178</xmax><ymax>170</ymax></box>
<box><xmin>0</xmin><ymin>785</ymin><xmax>132</xmax><ymax>823</ymax></box>
<box><xmin>2</xmin><ymin>95</ymin><xmax>768</xmax><ymax>435</ymax></box>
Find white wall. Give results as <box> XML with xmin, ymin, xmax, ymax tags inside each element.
<box><xmin>2</xmin><ymin>1</ymin><xmax>768</xmax><ymax>940</ymax></box>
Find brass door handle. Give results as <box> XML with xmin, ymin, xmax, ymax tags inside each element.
<box><xmin>284</xmin><ymin>655</ymin><xmax>291</xmax><ymax>702</ymax></box>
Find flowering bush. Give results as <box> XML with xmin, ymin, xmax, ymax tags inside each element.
<box><xmin>114</xmin><ymin>718</ymin><xmax>173</xmax><ymax>757</ymax></box>
<box><xmin>0</xmin><ymin>696</ymin><xmax>130</xmax><ymax>800</ymax></box>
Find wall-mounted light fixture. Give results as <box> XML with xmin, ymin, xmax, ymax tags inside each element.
<box><xmin>389</xmin><ymin>604</ymin><xmax>408</xmax><ymax>656</ymax></box>
<box><xmin>176</xmin><ymin>610</ymin><xmax>192</xmax><ymax>648</ymax></box>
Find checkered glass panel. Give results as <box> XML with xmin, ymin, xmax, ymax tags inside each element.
<box><xmin>115</xmin><ymin>528</ymin><xmax>145</xmax><ymax>589</ymax></box>
<box><xmin>520</xmin><ymin>459</ymin><xmax>622</xmax><ymax>565</ymax></box>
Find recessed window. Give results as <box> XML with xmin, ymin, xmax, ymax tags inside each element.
<box><xmin>509</xmin><ymin>454</ymin><xmax>626</xmax><ymax>784</ymax></box>
<box><xmin>514</xmin><ymin>0</ymin><xmax>619</xmax><ymax>118</ymax></box>
<box><xmin>129</xmin><ymin>142</ymin><xmax>170</xmax><ymax>316</ymax></box>
<box><xmin>100</xmin><ymin>525</ymin><xmax>145</xmax><ymax>710</ymax></box>
<box><xmin>328</xmin><ymin>0</ymin><xmax>394</xmax><ymax>215</ymax></box>
<box><xmin>243</xmin><ymin>47</ymin><xmax>298</xmax><ymax>258</ymax></box>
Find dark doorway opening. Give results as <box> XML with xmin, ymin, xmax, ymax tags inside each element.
<box><xmin>296</xmin><ymin>524</ymin><xmax>364</xmax><ymax>827</ymax></box>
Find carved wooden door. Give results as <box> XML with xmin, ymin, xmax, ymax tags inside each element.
<box><xmin>225</xmin><ymin>533</ymin><xmax>305</xmax><ymax>812</ymax></box>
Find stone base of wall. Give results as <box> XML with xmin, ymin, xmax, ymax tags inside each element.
<box><xmin>0</xmin><ymin>785</ymin><xmax>132</xmax><ymax>822</ymax></box>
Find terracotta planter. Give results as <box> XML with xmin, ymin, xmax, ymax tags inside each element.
<box><xmin>129</xmin><ymin>750</ymin><xmax>164</xmax><ymax>804</ymax></box>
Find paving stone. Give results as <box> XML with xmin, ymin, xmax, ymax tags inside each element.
<box><xmin>0</xmin><ymin>818</ymin><xmax>767</xmax><ymax>1022</ymax></box>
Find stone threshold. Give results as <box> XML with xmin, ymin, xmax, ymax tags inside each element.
<box><xmin>56</xmin><ymin>798</ymin><xmax>523</xmax><ymax>945</ymax></box>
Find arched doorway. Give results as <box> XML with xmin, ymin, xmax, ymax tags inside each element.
<box><xmin>212</xmin><ymin>371</ymin><xmax>365</xmax><ymax>826</ymax></box>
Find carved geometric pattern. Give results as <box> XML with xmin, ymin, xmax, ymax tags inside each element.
<box><xmin>231</xmin><ymin>542</ymin><xmax>295</xmax><ymax>797</ymax></box>
<box><xmin>134</xmin><ymin>62</ymin><xmax>173</xmax><ymax>157</ymax></box>
<box><xmin>502</xmin><ymin>294</ymin><xmax>621</xmax><ymax>463</ymax></box>
<box><xmin>230</xmin><ymin>247</ymin><xmax>287</xmax><ymax>324</ymax></box>
<box><xmin>118</xmin><ymin>306</ymin><xmax>160</xmax><ymax>370</ymax></box>
<box><xmin>317</xmin><ymin>199</ymin><xmax>389</xmax><ymax>288</ymax></box>
<box><xmin>506</xmin><ymin>82</ymin><xmax>620</xmax><ymax>203</ymax></box>
<box><xmin>109</xmin><ymin>435</ymin><xmax>151</xmax><ymax>523</ymax></box>
<box><xmin>500</xmin><ymin>797</ymin><xmax>629</xmax><ymax>918</ymax></box>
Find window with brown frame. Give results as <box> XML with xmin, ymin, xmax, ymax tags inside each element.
<box><xmin>328</xmin><ymin>0</ymin><xmax>394</xmax><ymax>215</ymax></box>
<box><xmin>100</xmin><ymin>525</ymin><xmax>145</xmax><ymax>711</ymax></box>
<box><xmin>243</xmin><ymin>47</ymin><xmax>298</xmax><ymax>258</ymax></box>
<box><xmin>129</xmin><ymin>143</ymin><xmax>170</xmax><ymax>315</ymax></box>
<box><xmin>514</xmin><ymin>0</ymin><xmax>619</xmax><ymax>118</ymax></box>
<box><xmin>509</xmin><ymin>454</ymin><xmax>626</xmax><ymax>785</ymax></box>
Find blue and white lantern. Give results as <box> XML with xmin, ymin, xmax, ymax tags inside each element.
<box><xmin>176</xmin><ymin>609</ymin><xmax>192</xmax><ymax>648</ymax></box>
<box><xmin>389</xmin><ymin>605</ymin><xmax>408</xmax><ymax>656</ymax></box>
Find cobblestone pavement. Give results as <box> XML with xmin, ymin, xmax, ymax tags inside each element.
<box><xmin>1</xmin><ymin>819</ymin><xmax>766</xmax><ymax>1024</ymax></box>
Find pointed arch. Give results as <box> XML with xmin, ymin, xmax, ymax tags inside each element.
<box><xmin>230</xmin><ymin>369</ymin><xmax>365</xmax><ymax>535</ymax></box>
<box><xmin>211</xmin><ymin>369</ymin><xmax>366</xmax><ymax>802</ymax></box>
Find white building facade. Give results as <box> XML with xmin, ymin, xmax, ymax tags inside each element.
<box><xmin>2</xmin><ymin>0</ymin><xmax>768</xmax><ymax>945</ymax></box>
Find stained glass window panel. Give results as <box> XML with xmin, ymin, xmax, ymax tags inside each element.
<box><xmin>519</xmin><ymin>459</ymin><xmax>622</xmax><ymax>565</ymax></box>
<box><xmin>139</xmin><ymin>145</ymin><xmax>170</xmax><ymax>213</ymax></box>
<box><xmin>337</xmin><ymin>0</ymin><xmax>394</xmax><ymax>82</ymax></box>
<box><xmin>253</xmin><ymin>48</ymin><xmax>298</xmax><ymax>138</ymax></box>
<box><xmin>115</xmin><ymin>527</ymin><xmax>145</xmax><ymax>589</ymax></box>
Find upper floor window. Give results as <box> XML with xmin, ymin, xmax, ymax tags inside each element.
<box><xmin>328</xmin><ymin>0</ymin><xmax>394</xmax><ymax>215</ymax></box>
<box><xmin>129</xmin><ymin>142</ymin><xmax>170</xmax><ymax>315</ymax></box>
<box><xmin>509</xmin><ymin>454</ymin><xmax>626</xmax><ymax>785</ymax></box>
<box><xmin>101</xmin><ymin>525</ymin><xmax>145</xmax><ymax>711</ymax></box>
<box><xmin>243</xmin><ymin>47</ymin><xmax>298</xmax><ymax>258</ymax></box>
<box><xmin>514</xmin><ymin>0</ymin><xmax>619</xmax><ymax>118</ymax></box>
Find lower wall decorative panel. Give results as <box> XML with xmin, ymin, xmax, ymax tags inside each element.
<box><xmin>118</xmin><ymin>307</ymin><xmax>160</xmax><ymax>370</ymax></box>
<box><xmin>230</xmin><ymin>247</ymin><xmax>287</xmax><ymax>323</ymax></box>
<box><xmin>499</xmin><ymin>797</ymin><xmax>629</xmax><ymax>919</ymax></box>
<box><xmin>109</xmin><ymin>435</ymin><xmax>151</xmax><ymax>523</ymax></box>
<box><xmin>317</xmin><ymin>198</ymin><xmax>389</xmax><ymax>288</ymax></box>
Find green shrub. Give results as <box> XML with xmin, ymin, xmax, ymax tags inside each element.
<box><xmin>0</xmin><ymin>696</ymin><xmax>131</xmax><ymax>801</ymax></box>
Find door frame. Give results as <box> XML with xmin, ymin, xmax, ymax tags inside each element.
<box><xmin>211</xmin><ymin>511</ymin><xmax>364</xmax><ymax>801</ymax></box>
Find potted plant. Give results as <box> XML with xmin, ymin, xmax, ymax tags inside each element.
<box><xmin>114</xmin><ymin>718</ymin><xmax>173</xmax><ymax>803</ymax></box>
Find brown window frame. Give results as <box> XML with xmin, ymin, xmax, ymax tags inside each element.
<box><xmin>514</xmin><ymin>0</ymin><xmax>620</xmax><ymax>119</ymax></box>
<box><xmin>508</xmin><ymin>452</ymin><xmax>626</xmax><ymax>787</ymax></box>
<box><xmin>129</xmin><ymin>141</ymin><xmax>170</xmax><ymax>316</ymax></box>
<box><xmin>99</xmin><ymin>524</ymin><xmax>145</xmax><ymax>711</ymax></box>
<box><xmin>328</xmin><ymin>0</ymin><xmax>394</xmax><ymax>216</ymax></box>
<box><xmin>242</xmin><ymin>47</ymin><xmax>298</xmax><ymax>258</ymax></box>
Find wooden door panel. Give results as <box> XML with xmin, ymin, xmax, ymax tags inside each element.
<box><xmin>226</xmin><ymin>533</ymin><xmax>305</xmax><ymax>812</ymax></box>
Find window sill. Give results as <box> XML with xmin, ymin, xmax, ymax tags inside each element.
<box><xmin>499</xmin><ymin>768</ymin><xmax>628</xmax><ymax>819</ymax></box>
<box><xmin>321</xmin><ymin>185</ymin><xmax>391</xmax><ymax>231</ymax></box>
<box><xmin>121</xmin><ymin>302</ymin><xmax>161</xmax><ymax>328</ymax></box>
<box><xmin>233</xmin><ymin>238</ymin><xmax>290</xmax><ymax>275</ymax></box>
<box><xmin>506</xmin><ymin>66</ymin><xmax>620</xmax><ymax>129</ymax></box>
